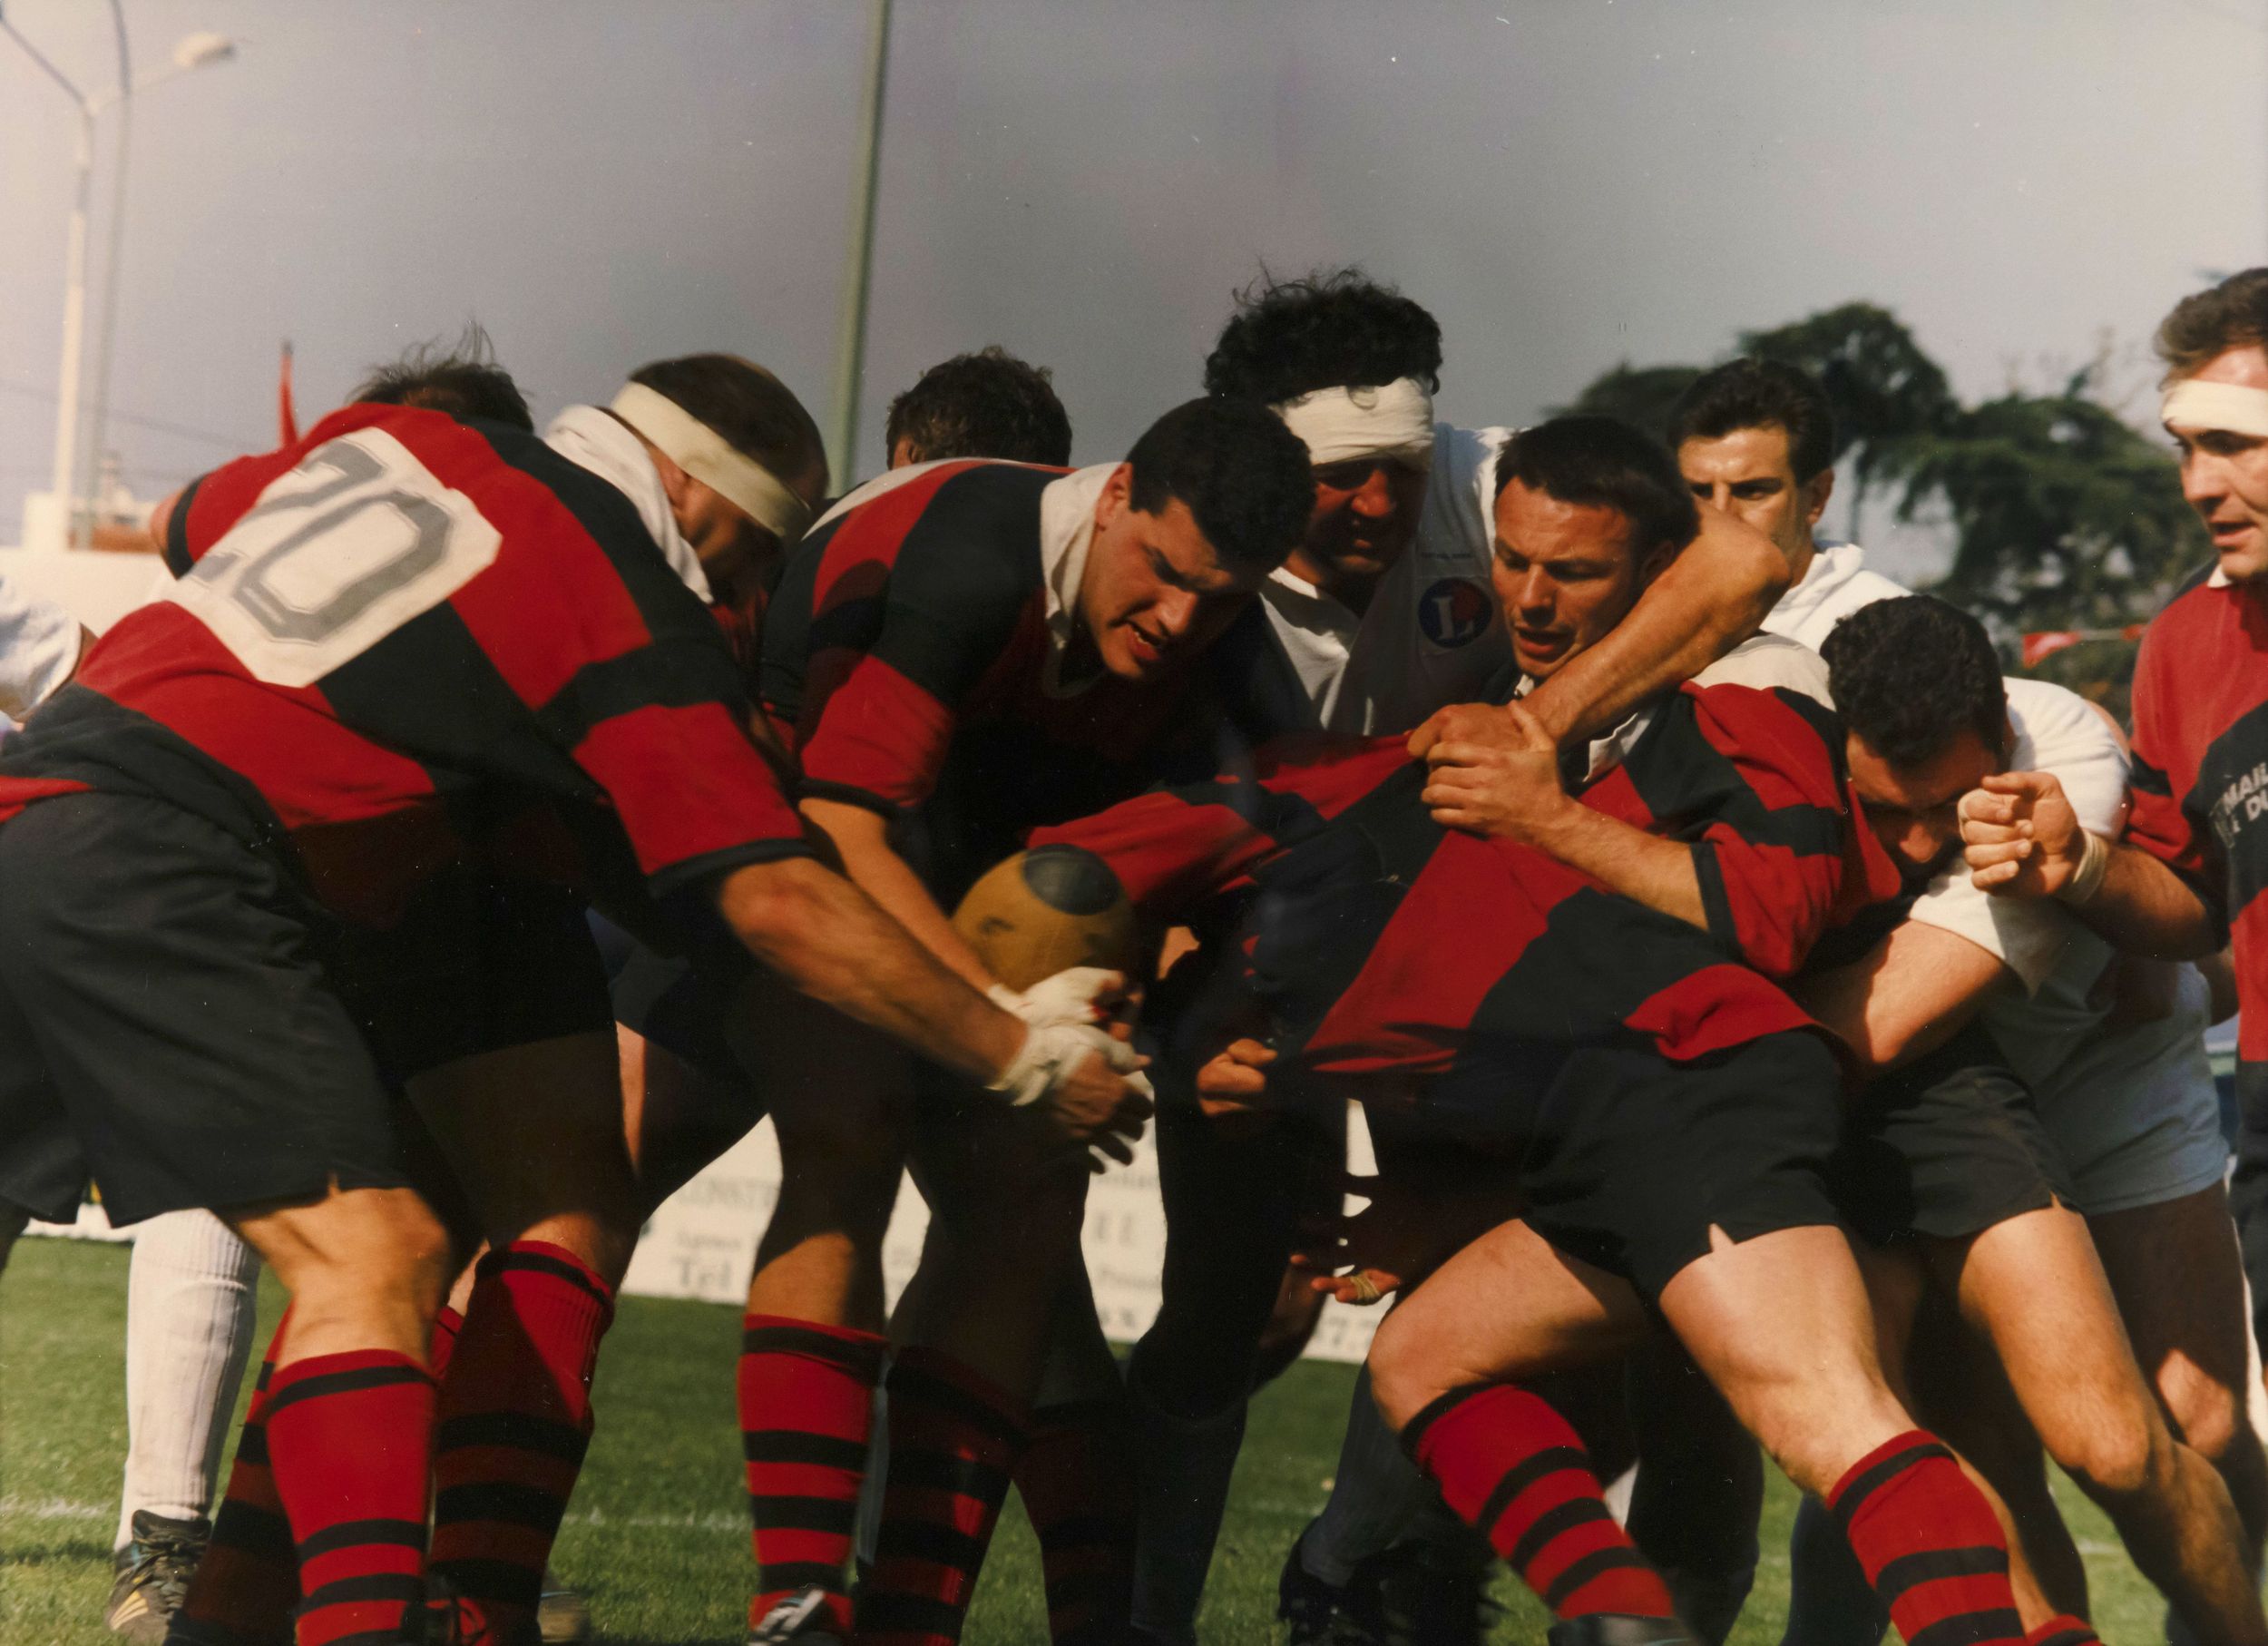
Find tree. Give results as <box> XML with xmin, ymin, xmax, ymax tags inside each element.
<box><xmin>1897</xmin><ymin>373</ymin><xmax>2204</xmax><ymax>633</ymax></box>
<box><xmin>1552</xmin><ymin>364</ymin><xmax>1703</xmax><ymax>436</ymax></box>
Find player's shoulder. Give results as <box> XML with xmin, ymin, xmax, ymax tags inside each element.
<box><xmin>826</xmin><ymin>459</ymin><xmax>1058</xmax><ymax>580</ymax></box>
<box><xmin>1692</xmin><ymin>632</ymin><xmax>1833</xmax><ymax>706</ymax></box>
<box><xmin>2004</xmin><ymin>677</ymin><xmax>2122</xmax><ymax>761</ymax></box>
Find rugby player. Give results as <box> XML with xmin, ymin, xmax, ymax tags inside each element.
<box><xmin>94</xmin><ymin>343</ymin><xmax>566</xmax><ymax>1646</ymax></box>
<box><xmin>1034</xmin><ymin>415</ymin><xmax>2066</xmax><ymax>1646</ymax></box>
<box><xmin>0</xmin><ymin>356</ymin><xmax>1146</xmax><ymax>1646</ymax></box>
<box><xmin>1420</xmin><ymin>365</ymin><xmax>2263</xmax><ymax>1640</ymax></box>
<box><xmin>884</xmin><ymin>345</ymin><xmax>1072</xmax><ymax>469</ymax></box>
<box><xmin>735</xmin><ymin>396</ymin><xmax>1313</xmax><ymax>1646</ymax></box>
<box><xmin>1960</xmin><ymin>268</ymin><xmax>2268</xmax><ymax>1325</ymax></box>
<box><xmin>1132</xmin><ymin>270</ymin><xmax>1793</xmax><ymax>1646</ymax></box>
<box><xmin>1661</xmin><ymin>360</ymin><xmax>2265</xmax><ymax>1643</ymax></box>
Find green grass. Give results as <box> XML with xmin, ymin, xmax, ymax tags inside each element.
<box><xmin>0</xmin><ymin>1239</ymin><xmax>2172</xmax><ymax>1643</ymax></box>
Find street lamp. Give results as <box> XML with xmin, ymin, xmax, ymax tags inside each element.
<box><xmin>0</xmin><ymin>4</ymin><xmax>235</xmax><ymax>548</ymax></box>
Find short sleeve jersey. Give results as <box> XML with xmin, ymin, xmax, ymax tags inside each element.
<box><xmin>2127</xmin><ymin>562</ymin><xmax>2268</xmax><ymax>1084</ymax></box>
<box><xmin>1032</xmin><ymin>676</ymin><xmax>1899</xmax><ymax>1130</ymax></box>
<box><xmin>1253</xmin><ymin>424</ymin><xmax>1512</xmax><ymax>735</ymax></box>
<box><xmin>759</xmin><ymin>458</ymin><xmax>1283</xmax><ymax>896</ymax></box>
<box><xmin>0</xmin><ymin>403</ymin><xmax>809</xmax><ymax>926</ymax></box>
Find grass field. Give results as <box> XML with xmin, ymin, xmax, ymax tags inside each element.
<box><xmin>0</xmin><ymin>1238</ymin><xmax>2177</xmax><ymax>1644</ymax></box>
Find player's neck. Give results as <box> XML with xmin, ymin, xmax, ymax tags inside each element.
<box><xmin>1285</xmin><ymin>546</ymin><xmax>1382</xmax><ymax>618</ymax></box>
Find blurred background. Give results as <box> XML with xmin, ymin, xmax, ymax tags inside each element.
<box><xmin>2</xmin><ymin>0</ymin><xmax>2264</xmax><ymax>676</ymax></box>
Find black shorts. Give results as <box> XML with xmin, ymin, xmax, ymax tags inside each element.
<box><xmin>1833</xmin><ymin>1025</ymin><xmax>2076</xmax><ymax>1247</ymax></box>
<box><xmin>1371</xmin><ymin>1030</ymin><xmax>1848</xmax><ymax>1303</ymax></box>
<box><xmin>603</xmin><ymin>923</ymin><xmax>758</xmax><ymax>1094</ymax></box>
<box><xmin>0</xmin><ymin>792</ymin><xmax>609</xmax><ymax>1228</ymax></box>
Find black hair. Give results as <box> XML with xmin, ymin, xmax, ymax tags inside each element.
<box><xmin>884</xmin><ymin>346</ymin><xmax>1072</xmax><ymax>466</ymax></box>
<box><xmin>1822</xmin><ymin>596</ymin><xmax>2007</xmax><ymax>768</ymax></box>
<box><xmin>2156</xmin><ymin>268</ymin><xmax>2268</xmax><ymax>384</ymax></box>
<box><xmin>1202</xmin><ymin>268</ymin><xmax>1443</xmax><ymax>405</ymax></box>
<box><xmin>629</xmin><ymin>353</ymin><xmax>827</xmax><ymax>495</ymax></box>
<box><xmin>1124</xmin><ymin>397</ymin><xmax>1313</xmax><ymax>576</ymax></box>
<box><xmin>351</xmin><ymin>325</ymin><xmax>533</xmax><ymax>431</ymax></box>
<box><xmin>1493</xmin><ymin>416</ymin><xmax>1700</xmax><ymax>563</ymax></box>
<box><xmin>1666</xmin><ymin>357</ymin><xmax>1836</xmax><ymax>482</ymax></box>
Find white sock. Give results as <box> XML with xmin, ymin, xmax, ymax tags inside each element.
<box><xmin>114</xmin><ymin>1210</ymin><xmax>261</xmax><ymax>1550</ymax></box>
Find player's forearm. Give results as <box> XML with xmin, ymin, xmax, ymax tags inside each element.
<box><xmin>801</xmin><ymin>796</ymin><xmax>997</xmax><ymax>988</ymax></box>
<box><xmin>717</xmin><ymin>856</ymin><xmax>1022</xmax><ymax>1085</ymax></box>
<box><xmin>1520</xmin><ymin>511</ymin><xmax>1786</xmax><ymax>748</ymax></box>
<box><xmin>2070</xmin><ymin>842</ymin><xmax>2224</xmax><ymax>961</ymax></box>
<box><xmin>1521</xmin><ymin>799</ymin><xmax>1707</xmax><ymax>931</ymax></box>
<box><xmin>1792</xmin><ymin>924</ymin><xmax>2006</xmax><ymax>1076</ymax></box>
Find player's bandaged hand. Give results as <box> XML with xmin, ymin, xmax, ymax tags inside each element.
<box><xmin>987</xmin><ymin>966</ymin><xmax>1132</xmax><ymax>1031</ymax></box>
<box><xmin>988</xmin><ymin>1022</ymin><xmax>1154</xmax><ymax>1171</ymax></box>
<box><xmin>1960</xmin><ymin>770</ymin><xmax>2085</xmax><ymax>898</ymax></box>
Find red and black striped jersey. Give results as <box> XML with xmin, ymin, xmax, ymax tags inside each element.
<box><xmin>0</xmin><ymin>403</ymin><xmax>809</xmax><ymax>927</ymax></box>
<box><xmin>2127</xmin><ymin>562</ymin><xmax>2268</xmax><ymax>1085</ymax></box>
<box><xmin>1033</xmin><ymin>678</ymin><xmax>1899</xmax><ymax>1121</ymax></box>
<box><xmin>759</xmin><ymin>460</ymin><xmax>1296</xmax><ymax>896</ymax></box>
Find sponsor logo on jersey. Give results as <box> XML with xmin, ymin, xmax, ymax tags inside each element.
<box><xmin>1418</xmin><ymin>577</ymin><xmax>1492</xmax><ymax>649</ymax></box>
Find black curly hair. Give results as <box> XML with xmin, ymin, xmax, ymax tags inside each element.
<box><xmin>884</xmin><ymin>346</ymin><xmax>1072</xmax><ymax>466</ymax></box>
<box><xmin>1822</xmin><ymin>596</ymin><xmax>2006</xmax><ymax>768</ymax></box>
<box><xmin>1125</xmin><ymin>397</ymin><xmax>1313</xmax><ymax>576</ymax></box>
<box><xmin>1202</xmin><ymin>268</ymin><xmax>1443</xmax><ymax>406</ymax></box>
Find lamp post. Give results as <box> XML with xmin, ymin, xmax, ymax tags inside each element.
<box><xmin>825</xmin><ymin>0</ymin><xmax>892</xmax><ymax>493</ymax></box>
<box><xmin>0</xmin><ymin>5</ymin><xmax>234</xmax><ymax>548</ymax></box>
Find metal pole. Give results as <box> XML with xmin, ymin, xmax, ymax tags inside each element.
<box><xmin>81</xmin><ymin>0</ymin><xmax>130</xmax><ymax>545</ymax></box>
<box><xmin>51</xmin><ymin>102</ymin><xmax>94</xmax><ymax>541</ymax></box>
<box><xmin>825</xmin><ymin>0</ymin><xmax>891</xmax><ymax>492</ymax></box>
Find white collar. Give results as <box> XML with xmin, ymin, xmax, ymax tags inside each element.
<box><xmin>1038</xmin><ymin>464</ymin><xmax>1119</xmax><ymax>675</ymax></box>
<box><xmin>543</xmin><ymin>404</ymin><xmax>712</xmax><ymax>602</ymax></box>
<box><xmin>1513</xmin><ymin>673</ymin><xmax>1653</xmax><ymax>784</ymax></box>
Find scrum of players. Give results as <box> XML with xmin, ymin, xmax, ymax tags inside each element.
<box><xmin>1</xmin><ymin>264</ymin><xmax>2267</xmax><ymax>1646</ymax></box>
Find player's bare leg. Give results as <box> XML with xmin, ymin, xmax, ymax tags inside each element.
<box><xmin>1931</xmin><ymin>1203</ymin><xmax>2268</xmax><ymax>1645</ymax></box>
<box><xmin>852</xmin><ymin>1096</ymin><xmax>1100</xmax><ymax>1645</ymax></box>
<box><xmin>732</xmin><ymin>973</ymin><xmax>915</xmax><ymax>1641</ymax></box>
<box><xmin>1373</xmin><ymin>1220</ymin><xmax>2047</xmax><ymax>1645</ymax></box>
<box><xmin>400</xmin><ymin>1032</ymin><xmax>644</xmax><ymax>1643</ymax></box>
<box><xmin>223</xmin><ymin>1185</ymin><xmax>454</xmax><ymax>1646</ymax></box>
<box><xmin>2091</xmin><ymin>1186</ymin><xmax>2268</xmax><ymax>1557</ymax></box>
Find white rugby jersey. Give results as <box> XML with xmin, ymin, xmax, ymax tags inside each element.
<box><xmin>1256</xmin><ymin>424</ymin><xmax>1512</xmax><ymax>734</ymax></box>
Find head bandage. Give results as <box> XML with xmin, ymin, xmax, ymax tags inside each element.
<box><xmin>610</xmin><ymin>382</ymin><xmax>815</xmax><ymax>543</ymax></box>
<box><xmin>2162</xmin><ymin>378</ymin><xmax>2268</xmax><ymax>440</ymax></box>
<box><xmin>1273</xmin><ymin>377</ymin><xmax>1435</xmax><ymax>470</ymax></box>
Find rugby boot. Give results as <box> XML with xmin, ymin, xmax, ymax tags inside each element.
<box><xmin>1368</xmin><ymin>1541</ymin><xmax>1497</xmax><ymax>1646</ymax></box>
<box><xmin>534</xmin><ymin>1570</ymin><xmax>590</xmax><ymax>1644</ymax></box>
<box><xmin>104</xmin><ymin>1511</ymin><xmax>208</xmax><ymax>1644</ymax></box>
<box><xmin>1545</xmin><ymin>1614</ymin><xmax>1705</xmax><ymax>1646</ymax></box>
<box><xmin>1276</xmin><ymin>1527</ymin><xmax>1387</xmax><ymax>1644</ymax></box>
<box><xmin>746</xmin><ymin>1583</ymin><xmax>845</xmax><ymax>1646</ymax></box>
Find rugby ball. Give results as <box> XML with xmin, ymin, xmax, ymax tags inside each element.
<box><xmin>951</xmin><ymin>846</ymin><xmax>1140</xmax><ymax>990</ymax></box>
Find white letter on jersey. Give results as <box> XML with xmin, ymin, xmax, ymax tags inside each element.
<box><xmin>168</xmin><ymin>429</ymin><xmax>503</xmax><ymax>688</ymax></box>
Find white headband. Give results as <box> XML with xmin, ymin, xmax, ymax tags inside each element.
<box><xmin>610</xmin><ymin>382</ymin><xmax>815</xmax><ymax>543</ymax></box>
<box><xmin>1273</xmin><ymin>377</ymin><xmax>1436</xmax><ymax>470</ymax></box>
<box><xmin>2162</xmin><ymin>378</ymin><xmax>2268</xmax><ymax>440</ymax></box>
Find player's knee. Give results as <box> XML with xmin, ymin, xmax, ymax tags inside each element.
<box><xmin>1368</xmin><ymin>1309</ymin><xmax>1452</xmax><ymax>1432</ymax></box>
<box><xmin>2051</xmin><ymin>1413</ymin><xmax>2166</xmax><ymax>1502</ymax></box>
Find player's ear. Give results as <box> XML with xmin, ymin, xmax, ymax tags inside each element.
<box><xmin>1803</xmin><ymin>465</ymin><xmax>1834</xmax><ymax>529</ymax></box>
<box><xmin>1093</xmin><ymin>462</ymin><xmax>1132</xmax><ymax>531</ymax></box>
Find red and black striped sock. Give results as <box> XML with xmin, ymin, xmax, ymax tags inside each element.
<box><xmin>427</xmin><ymin>1303</ymin><xmax>464</xmax><ymax>1379</ymax></box>
<box><xmin>1014</xmin><ymin>1397</ymin><xmax>1137</xmax><ymax>1645</ymax></box>
<box><xmin>425</xmin><ymin>1241</ymin><xmax>614</xmax><ymax>1644</ymax></box>
<box><xmin>165</xmin><ymin>1318</ymin><xmax>297</xmax><ymax>1646</ymax></box>
<box><xmin>261</xmin><ymin>1348</ymin><xmax>435</xmax><ymax>1646</ymax></box>
<box><xmin>738</xmin><ymin>1314</ymin><xmax>885</xmax><ymax>1637</ymax></box>
<box><xmin>1828</xmin><ymin>1431</ymin><xmax>2025</xmax><ymax>1646</ymax></box>
<box><xmin>1403</xmin><ymin>1382</ymin><xmax>1677</xmax><ymax>1622</ymax></box>
<box><xmin>2025</xmin><ymin>1617</ymin><xmax>2103</xmax><ymax>1645</ymax></box>
<box><xmin>856</xmin><ymin>1347</ymin><xmax>1029</xmax><ymax>1646</ymax></box>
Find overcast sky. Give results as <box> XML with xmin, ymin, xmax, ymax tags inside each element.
<box><xmin>4</xmin><ymin>0</ymin><xmax>2263</xmax><ymax>579</ymax></box>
